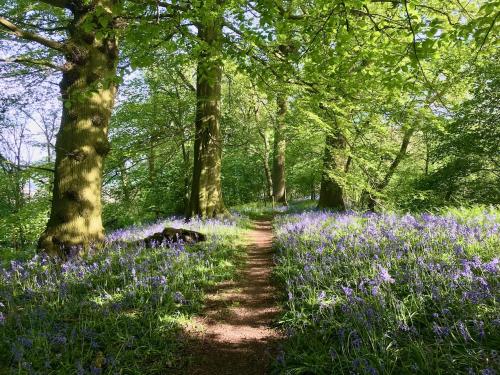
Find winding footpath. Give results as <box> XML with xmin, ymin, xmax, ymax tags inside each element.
<box><xmin>185</xmin><ymin>219</ymin><xmax>282</xmax><ymax>374</ymax></box>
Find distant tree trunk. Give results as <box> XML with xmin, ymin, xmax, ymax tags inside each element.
<box><xmin>119</xmin><ymin>161</ymin><xmax>130</xmax><ymax>204</ymax></box>
<box><xmin>272</xmin><ymin>95</ymin><xmax>287</xmax><ymax>204</ymax></box>
<box><xmin>344</xmin><ymin>155</ymin><xmax>352</xmax><ymax>173</ymax></box>
<box><xmin>181</xmin><ymin>141</ymin><xmax>191</xmax><ymax>214</ymax></box>
<box><xmin>310</xmin><ymin>176</ymin><xmax>316</xmax><ymax>200</ymax></box>
<box><xmin>14</xmin><ymin>146</ymin><xmax>25</xmax><ymax>250</ymax></box>
<box><xmin>147</xmin><ymin>135</ymin><xmax>156</xmax><ymax>185</ymax></box>
<box><xmin>424</xmin><ymin>136</ymin><xmax>430</xmax><ymax>176</ymax></box>
<box><xmin>187</xmin><ymin>7</ymin><xmax>226</xmax><ymax>218</ymax></box>
<box><xmin>258</xmin><ymin>129</ymin><xmax>273</xmax><ymax>205</ymax></box>
<box><xmin>38</xmin><ymin>4</ymin><xmax>119</xmax><ymax>256</ymax></box>
<box><xmin>318</xmin><ymin>132</ymin><xmax>346</xmax><ymax>210</ymax></box>
<box><xmin>362</xmin><ymin>127</ymin><xmax>415</xmax><ymax>211</ymax></box>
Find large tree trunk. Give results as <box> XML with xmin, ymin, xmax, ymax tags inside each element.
<box><xmin>318</xmin><ymin>132</ymin><xmax>346</xmax><ymax>210</ymax></box>
<box><xmin>38</xmin><ymin>4</ymin><xmax>118</xmax><ymax>256</ymax></box>
<box><xmin>187</xmin><ymin>8</ymin><xmax>226</xmax><ymax>218</ymax></box>
<box><xmin>272</xmin><ymin>95</ymin><xmax>287</xmax><ymax>204</ymax></box>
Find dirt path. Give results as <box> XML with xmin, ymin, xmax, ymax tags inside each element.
<box><xmin>184</xmin><ymin>218</ymin><xmax>281</xmax><ymax>374</ymax></box>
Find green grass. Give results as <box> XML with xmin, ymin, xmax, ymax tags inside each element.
<box><xmin>272</xmin><ymin>206</ymin><xmax>500</xmax><ymax>374</ymax></box>
<box><xmin>0</xmin><ymin>216</ymin><xmax>249</xmax><ymax>374</ymax></box>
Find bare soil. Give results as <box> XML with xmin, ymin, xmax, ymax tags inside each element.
<box><xmin>183</xmin><ymin>219</ymin><xmax>282</xmax><ymax>374</ymax></box>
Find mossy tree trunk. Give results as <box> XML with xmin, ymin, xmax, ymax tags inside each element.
<box><xmin>318</xmin><ymin>132</ymin><xmax>346</xmax><ymax>210</ymax></box>
<box><xmin>272</xmin><ymin>95</ymin><xmax>287</xmax><ymax>204</ymax></box>
<box><xmin>187</xmin><ymin>7</ymin><xmax>226</xmax><ymax>218</ymax></box>
<box><xmin>38</xmin><ymin>1</ymin><xmax>119</xmax><ymax>256</ymax></box>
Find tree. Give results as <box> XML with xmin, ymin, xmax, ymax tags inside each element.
<box><xmin>1</xmin><ymin>0</ymin><xmax>121</xmax><ymax>255</ymax></box>
<box><xmin>272</xmin><ymin>94</ymin><xmax>288</xmax><ymax>204</ymax></box>
<box><xmin>187</xmin><ymin>0</ymin><xmax>227</xmax><ymax>218</ymax></box>
<box><xmin>419</xmin><ymin>56</ymin><xmax>500</xmax><ymax>205</ymax></box>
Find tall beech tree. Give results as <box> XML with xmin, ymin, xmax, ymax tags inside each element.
<box><xmin>39</xmin><ymin>1</ymin><xmax>119</xmax><ymax>256</ymax></box>
<box><xmin>1</xmin><ymin>0</ymin><xmax>120</xmax><ymax>255</ymax></box>
<box><xmin>187</xmin><ymin>1</ymin><xmax>226</xmax><ymax>218</ymax></box>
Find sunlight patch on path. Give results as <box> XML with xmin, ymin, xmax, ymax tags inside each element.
<box><xmin>183</xmin><ymin>219</ymin><xmax>282</xmax><ymax>375</ymax></box>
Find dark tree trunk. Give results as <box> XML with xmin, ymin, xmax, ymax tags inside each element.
<box><xmin>272</xmin><ymin>95</ymin><xmax>287</xmax><ymax>204</ymax></box>
<box><xmin>187</xmin><ymin>7</ymin><xmax>226</xmax><ymax>218</ymax></box>
<box><xmin>318</xmin><ymin>132</ymin><xmax>346</xmax><ymax>210</ymax></box>
<box><xmin>38</xmin><ymin>2</ymin><xmax>119</xmax><ymax>256</ymax></box>
<box><xmin>310</xmin><ymin>176</ymin><xmax>316</xmax><ymax>200</ymax></box>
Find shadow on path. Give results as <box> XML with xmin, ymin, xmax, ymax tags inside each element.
<box><xmin>183</xmin><ymin>218</ymin><xmax>282</xmax><ymax>375</ymax></box>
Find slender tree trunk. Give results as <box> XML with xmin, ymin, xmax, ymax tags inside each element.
<box><xmin>119</xmin><ymin>161</ymin><xmax>130</xmax><ymax>204</ymax></box>
<box><xmin>147</xmin><ymin>134</ymin><xmax>157</xmax><ymax>186</ymax></box>
<box><xmin>187</xmin><ymin>7</ymin><xmax>226</xmax><ymax>218</ymax></box>
<box><xmin>259</xmin><ymin>129</ymin><xmax>273</xmax><ymax>205</ymax></box>
<box><xmin>318</xmin><ymin>132</ymin><xmax>346</xmax><ymax>210</ymax></box>
<box><xmin>344</xmin><ymin>155</ymin><xmax>352</xmax><ymax>173</ymax></box>
<box><xmin>181</xmin><ymin>141</ymin><xmax>191</xmax><ymax>214</ymax></box>
<box><xmin>272</xmin><ymin>95</ymin><xmax>287</xmax><ymax>204</ymax></box>
<box><xmin>424</xmin><ymin>136</ymin><xmax>430</xmax><ymax>176</ymax></box>
<box><xmin>362</xmin><ymin>127</ymin><xmax>415</xmax><ymax>211</ymax></box>
<box><xmin>310</xmin><ymin>176</ymin><xmax>316</xmax><ymax>200</ymax></box>
<box><xmin>38</xmin><ymin>4</ymin><xmax>118</xmax><ymax>256</ymax></box>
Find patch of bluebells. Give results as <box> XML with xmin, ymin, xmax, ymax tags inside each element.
<box><xmin>0</xmin><ymin>216</ymin><xmax>244</xmax><ymax>373</ymax></box>
<box><xmin>273</xmin><ymin>209</ymin><xmax>500</xmax><ymax>374</ymax></box>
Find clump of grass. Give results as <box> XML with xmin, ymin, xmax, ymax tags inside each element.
<box><xmin>273</xmin><ymin>208</ymin><xmax>500</xmax><ymax>374</ymax></box>
<box><xmin>0</xmin><ymin>216</ymin><xmax>247</xmax><ymax>374</ymax></box>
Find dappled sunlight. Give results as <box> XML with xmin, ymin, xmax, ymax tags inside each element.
<box><xmin>0</xmin><ymin>214</ymin><xmax>248</xmax><ymax>373</ymax></box>
<box><xmin>184</xmin><ymin>218</ymin><xmax>282</xmax><ymax>374</ymax></box>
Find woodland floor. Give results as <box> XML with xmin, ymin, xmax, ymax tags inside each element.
<box><xmin>183</xmin><ymin>218</ymin><xmax>282</xmax><ymax>374</ymax></box>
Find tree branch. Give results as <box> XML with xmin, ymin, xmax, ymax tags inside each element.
<box><xmin>403</xmin><ymin>0</ymin><xmax>449</xmax><ymax>111</ymax></box>
<box><xmin>0</xmin><ymin>16</ymin><xmax>66</xmax><ymax>52</ymax></box>
<box><xmin>175</xmin><ymin>69</ymin><xmax>196</xmax><ymax>92</ymax></box>
<box><xmin>0</xmin><ymin>57</ymin><xmax>64</xmax><ymax>71</ymax></box>
<box><xmin>38</xmin><ymin>0</ymin><xmax>71</xmax><ymax>9</ymax></box>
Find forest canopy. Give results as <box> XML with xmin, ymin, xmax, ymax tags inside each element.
<box><xmin>0</xmin><ymin>1</ymin><xmax>499</xmax><ymax>374</ymax></box>
<box><xmin>0</xmin><ymin>0</ymin><xmax>498</xmax><ymax>252</ymax></box>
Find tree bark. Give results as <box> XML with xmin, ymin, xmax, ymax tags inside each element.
<box><xmin>38</xmin><ymin>2</ymin><xmax>119</xmax><ymax>256</ymax></box>
<box><xmin>187</xmin><ymin>7</ymin><xmax>226</xmax><ymax>218</ymax></box>
<box><xmin>318</xmin><ymin>132</ymin><xmax>346</xmax><ymax>210</ymax></box>
<box><xmin>272</xmin><ymin>95</ymin><xmax>287</xmax><ymax>204</ymax></box>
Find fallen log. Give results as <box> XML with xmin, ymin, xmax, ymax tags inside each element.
<box><xmin>144</xmin><ymin>227</ymin><xmax>206</xmax><ymax>248</ymax></box>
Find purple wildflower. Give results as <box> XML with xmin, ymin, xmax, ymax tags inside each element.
<box><xmin>483</xmin><ymin>258</ymin><xmax>499</xmax><ymax>273</ymax></box>
<box><xmin>457</xmin><ymin>321</ymin><xmax>471</xmax><ymax>342</ymax></box>
<box><xmin>378</xmin><ymin>266</ymin><xmax>395</xmax><ymax>283</ymax></box>
<box><xmin>342</xmin><ymin>286</ymin><xmax>354</xmax><ymax>297</ymax></box>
